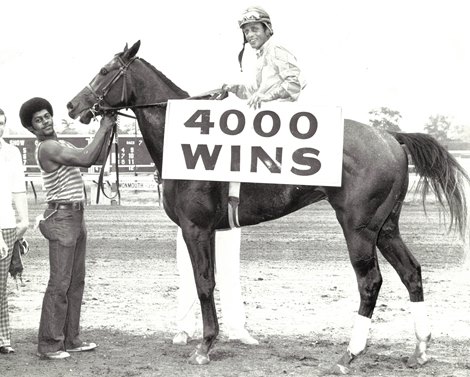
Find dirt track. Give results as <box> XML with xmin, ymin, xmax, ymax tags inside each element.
<box><xmin>2</xmin><ymin>193</ymin><xmax>469</xmax><ymax>376</ymax></box>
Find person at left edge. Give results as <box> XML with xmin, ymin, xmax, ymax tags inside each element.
<box><xmin>0</xmin><ymin>107</ymin><xmax>29</xmax><ymax>355</ymax></box>
<box><xmin>19</xmin><ymin>97</ymin><xmax>116</xmax><ymax>360</ymax></box>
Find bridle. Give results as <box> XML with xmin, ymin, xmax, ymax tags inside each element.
<box><xmin>86</xmin><ymin>55</ymin><xmax>145</xmax><ymax>204</ymax></box>
<box><xmin>86</xmin><ymin>55</ymin><xmax>167</xmax><ymax>119</ymax></box>
<box><xmin>86</xmin><ymin>54</ymin><xmax>224</xmax><ymax>119</ymax></box>
<box><xmin>86</xmin><ymin>53</ymin><xmax>226</xmax><ymax>204</ymax></box>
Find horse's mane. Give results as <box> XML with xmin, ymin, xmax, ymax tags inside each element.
<box><xmin>138</xmin><ymin>58</ymin><xmax>190</xmax><ymax>98</ymax></box>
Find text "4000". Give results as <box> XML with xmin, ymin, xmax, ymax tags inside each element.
<box><xmin>184</xmin><ymin>109</ymin><xmax>318</xmax><ymax>139</ymax></box>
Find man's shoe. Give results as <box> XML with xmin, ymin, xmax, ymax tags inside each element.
<box><xmin>172</xmin><ymin>331</ymin><xmax>189</xmax><ymax>345</ymax></box>
<box><xmin>229</xmin><ymin>330</ymin><xmax>259</xmax><ymax>345</ymax></box>
<box><xmin>66</xmin><ymin>342</ymin><xmax>97</xmax><ymax>352</ymax></box>
<box><xmin>37</xmin><ymin>350</ymin><xmax>71</xmax><ymax>359</ymax></box>
<box><xmin>0</xmin><ymin>346</ymin><xmax>15</xmax><ymax>354</ymax></box>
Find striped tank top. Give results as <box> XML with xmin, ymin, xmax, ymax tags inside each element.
<box><xmin>36</xmin><ymin>140</ymin><xmax>85</xmax><ymax>202</ymax></box>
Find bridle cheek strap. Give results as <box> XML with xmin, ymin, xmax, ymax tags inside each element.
<box><xmin>121</xmin><ymin>70</ymin><xmax>129</xmax><ymax>104</ymax></box>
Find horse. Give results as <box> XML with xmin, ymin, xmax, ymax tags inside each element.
<box><xmin>67</xmin><ymin>41</ymin><xmax>469</xmax><ymax>374</ymax></box>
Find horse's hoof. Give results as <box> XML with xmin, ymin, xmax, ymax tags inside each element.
<box><xmin>406</xmin><ymin>340</ymin><xmax>430</xmax><ymax>368</ymax></box>
<box><xmin>328</xmin><ymin>363</ymin><xmax>350</xmax><ymax>375</ymax></box>
<box><xmin>188</xmin><ymin>348</ymin><xmax>210</xmax><ymax>365</ymax></box>
<box><xmin>406</xmin><ymin>353</ymin><xmax>429</xmax><ymax>368</ymax></box>
<box><xmin>327</xmin><ymin>349</ymin><xmax>355</xmax><ymax>374</ymax></box>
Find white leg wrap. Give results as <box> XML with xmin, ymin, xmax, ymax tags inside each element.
<box><xmin>347</xmin><ymin>315</ymin><xmax>371</xmax><ymax>355</ymax></box>
<box><xmin>410</xmin><ymin>301</ymin><xmax>431</xmax><ymax>341</ymax></box>
<box><xmin>409</xmin><ymin>302</ymin><xmax>431</xmax><ymax>366</ymax></box>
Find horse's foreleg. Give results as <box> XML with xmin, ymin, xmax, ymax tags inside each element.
<box><xmin>189</xmin><ymin>297</ymin><xmax>218</xmax><ymax>365</ymax></box>
<box><xmin>332</xmin><ymin>231</ymin><xmax>382</xmax><ymax>375</ymax></box>
<box><xmin>377</xmin><ymin>221</ymin><xmax>431</xmax><ymax>368</ymax></box>
<box><xmin>182</xmin><ymin>227</ymin><xmax>218</xmax><ymax>365</ymax></box>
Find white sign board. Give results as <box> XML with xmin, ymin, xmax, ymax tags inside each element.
<box><xmin>162</xmin><ymin>100</ymin><xmax>343</xmax><ymax>186</ymax></box>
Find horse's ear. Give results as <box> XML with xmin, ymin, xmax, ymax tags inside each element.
<box><xmin>123</xmin><ymin>43</ymin><xmax>129</xmax><ymax>52</ymax></box>
<box><xmin>124</xmin><ymin>40</ymin><xmax>140</xmax><ymax>59</ymax></box>
<box><xmin>130</xmin><ymin>40</ymin><xmax>140</xmax><ymax>56</ymax></box>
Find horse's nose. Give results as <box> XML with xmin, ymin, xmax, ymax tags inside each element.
<box><xmin>67</xmin><ymin>102</ymin><xmax>73</xmax><ymax>110</ymax></box>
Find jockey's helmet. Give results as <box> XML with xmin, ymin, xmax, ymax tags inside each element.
<box><xmin>238</xmin><ymin>6</ymin><xmax>273</xmax><ymax>35</ymax></box>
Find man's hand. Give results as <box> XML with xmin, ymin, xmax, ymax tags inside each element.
<box><xmin>16</xmin><ymin>221</ymin><xmax>29</xmax><ymax>240</ymax></box>
<box><xmin>247</xmin><ymin>92</ymin><xmax>269</xmax><ymax>109</ymax></box>
<box><xmin>100</xmin><ymin>113</ymin><xmax>117</xmax><ymax>130</ymax></box>
<box><xmin>221</xmin><ymin>84</ymin><xmax>238</xmax><ymax>94</ymax></box>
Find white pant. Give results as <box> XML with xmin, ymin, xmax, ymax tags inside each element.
<box><xmin>175</xmin><ymin>227</ymin><xmax>247</xmax><ymax>337</ymax></box>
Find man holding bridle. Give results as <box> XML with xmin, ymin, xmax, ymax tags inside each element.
<box><xmin>19</xmin><ymin>97</ymin><xmax>115</xmax><ymax>359</ymax></box>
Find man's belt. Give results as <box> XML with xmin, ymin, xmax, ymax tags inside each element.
<box><xmin>48</xmin><ymin>201</ymin><xmax>84</xmax><ymax>211</ymax></box>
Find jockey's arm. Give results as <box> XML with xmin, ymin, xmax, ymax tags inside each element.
<box><xmin>264</xmin><ymin>47</ymin><xmax>303</xmax><ymax>102</ymax></box>
<box><xmin>223</xmin><ymin>84</ymin><xmax>249</xmax><ymax>99</ymax></box>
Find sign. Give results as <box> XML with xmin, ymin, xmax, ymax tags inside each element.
<box><xmin>110</xmin><ymin>136</ymin><xmax>155</xmax><ymax>173</ymax></box>
<box><xmin>4</xmin><ymin>137</ymin><xmax>39</xmax><ymax>172</ymax></box>
<box><xmin>5</xmin><ymin>135</ymin><xmax>155</xmax><ymax>174</ymax></box>
<box><xmin>5</xmin><ymin>135</ymin><xmax>94</xmax><ymax>173</ymax></box>
<box><xmin>162</xmin><ymin>100</ymin><xmax>344</xmax><ymax>186</ymax></box>
<box><xmin>117</xmin><ymin>175</ymin><xmax>159</xmax><ymax>190</ymax></box>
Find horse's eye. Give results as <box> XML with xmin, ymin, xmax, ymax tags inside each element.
<box><xmin>100</xmin><ymin>68</ymin><xmax>108</xmax><ymax>75</ymax></box>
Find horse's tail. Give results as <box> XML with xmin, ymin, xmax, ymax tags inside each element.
<box><xmin>393</xmin><ymin>132</ymin><xmax>469</xmax><ymax>237</ymax></box>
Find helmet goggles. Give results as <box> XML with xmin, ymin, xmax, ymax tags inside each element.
<box><xmin>238</xmin><ymin>9</ymin><xmax>272</xmax><ymax>30</ymax></box>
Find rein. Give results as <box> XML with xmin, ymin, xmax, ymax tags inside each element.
<box><xmin>95</xmin><ymin>124</ymin><xmax>120</xmax><ymax>204</ymax></box>
<box><xmin>98</xmin><ymin>88</ymin><xmax>226</xmax><ymax>120</ymax></box>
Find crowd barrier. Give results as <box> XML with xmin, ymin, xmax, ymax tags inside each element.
<box><xmin>25</xmin><ymin>172</ymin><xmax>160</xmax><ymax>205</ymax></box>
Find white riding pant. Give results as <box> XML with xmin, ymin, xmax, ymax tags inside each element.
<box><xmin>175</xmin><ymin>227</ymin><xmax>246</xmax><ymax>337</ymax></box>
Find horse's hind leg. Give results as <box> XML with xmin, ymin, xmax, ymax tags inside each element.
<box><xmin>377</xmin><ymin>202</ymin><xmax>431</xmax><ymax>367</ymax></box>
<box><xmin>331</xmin><ymin>213</ymin><xmax>384</xmax><ymax>374</ymax></box>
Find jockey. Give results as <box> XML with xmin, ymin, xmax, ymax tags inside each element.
<box><xmin>173</xmin><ymin>6</ymin><xmax>307</xmax><ymax>348</ymax></box>
<box><xmin>223</xmin><ymin>6</ymin><xmax>306</xmax><ymax>109</ymax></box>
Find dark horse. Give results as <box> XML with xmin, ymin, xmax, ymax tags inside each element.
<box><xmin>67</xmin><ymin>41</ymin><xmax>468</xmax><ymax>374</ymax></box>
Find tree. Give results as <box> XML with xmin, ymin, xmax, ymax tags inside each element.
<box><xmin>117</xmin><ymin>120</ymin><xmax>140</xmax><ymax>135</ymax></box>
<box><xmin>368</xmin><ymin>107</ymin><xmax>402</xmax><ymax>132</ymax></box>
<box><xmin>60</xmin><ymin>119</ymin><xmax>79</xmax><ymax>134</ymax></box>
<box><xmin>423</xmin><ymin>115</ymin><xmax>451</xmax><ymax>143</ymax></box>
<box><xmin>448</xmin><ymin>123</ymin><xmax>470</xmax><ymax>143</ymax></box>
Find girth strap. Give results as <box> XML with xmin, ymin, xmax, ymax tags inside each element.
<box><xmin>228</xmin><ymin>182</ymin><xmax>241</xmax><ymax>228</ymax></box>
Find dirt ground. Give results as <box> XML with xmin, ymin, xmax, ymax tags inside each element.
<box><xmin>2</xmin><ymin>190</ymin><xmax>469</xmax><ymax>377</ymax></box>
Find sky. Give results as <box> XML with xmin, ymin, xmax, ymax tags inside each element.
<box><xmin>1</xmin><ymin>0</ymin><xmax>469</xmax><ymax>135</ymax></box>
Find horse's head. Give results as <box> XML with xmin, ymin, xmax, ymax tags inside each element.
<box><xmin>67</xmin><ymin>40</ymin><xmax>141</xmax><ymax>124</ymax></box>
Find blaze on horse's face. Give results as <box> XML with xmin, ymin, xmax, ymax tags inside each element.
<box><xmin>67</xmin><ymin>41</ymin><xmax>141</xmax><ymax>124</ymax></box>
